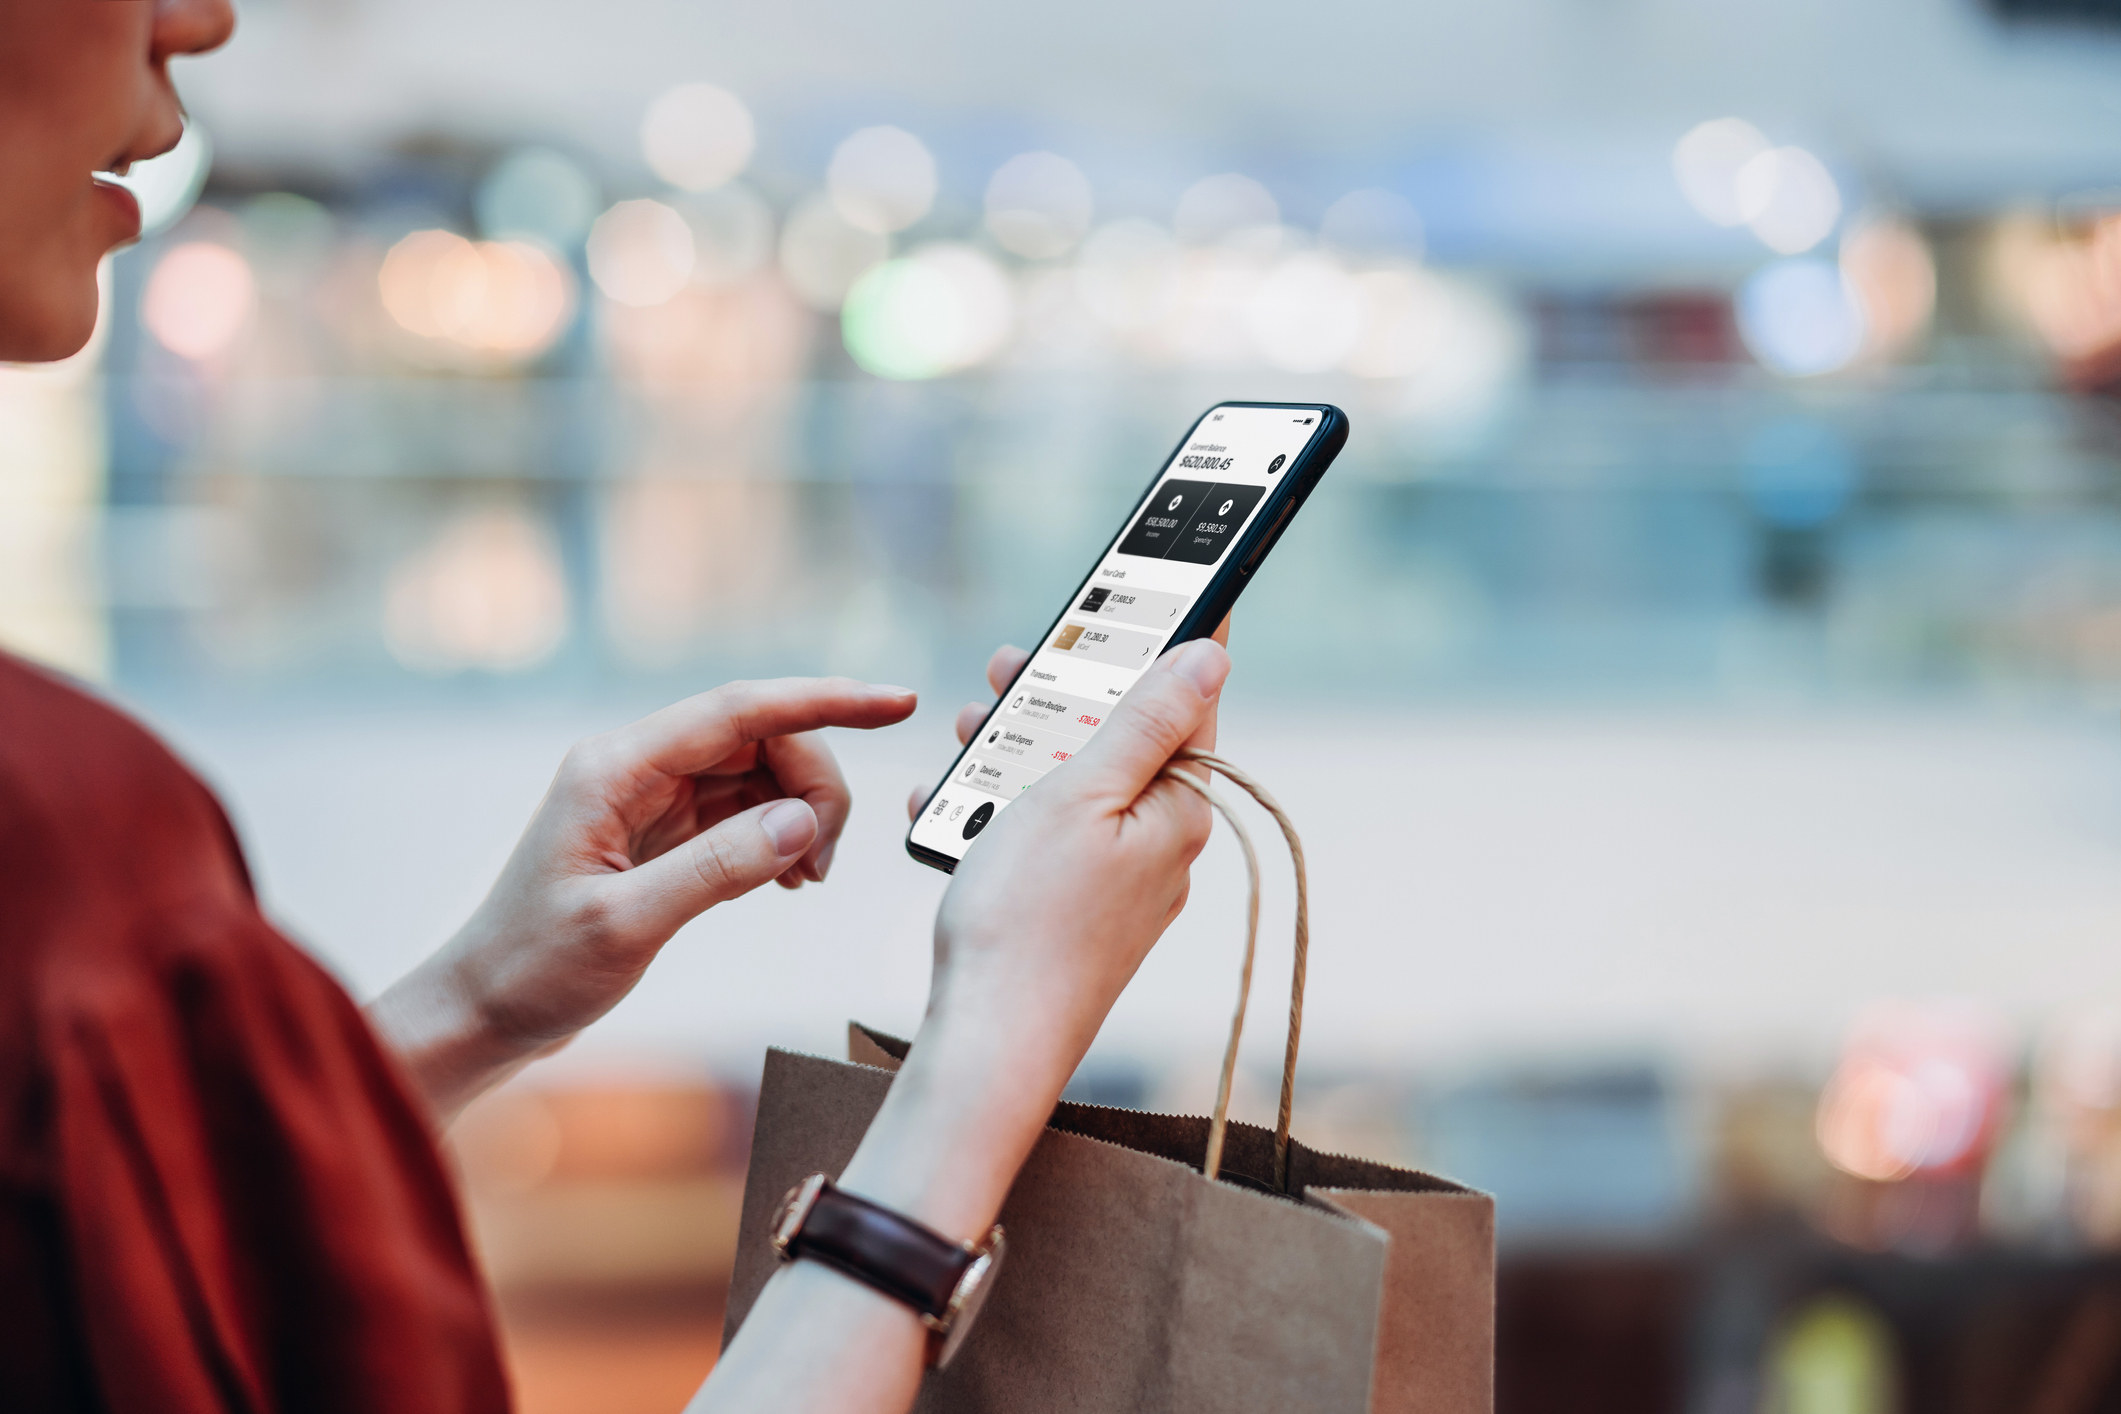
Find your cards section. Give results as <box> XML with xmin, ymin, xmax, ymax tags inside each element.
<box><xmin>913</xmin><ymin>405</ymin><xmax>1323</xmax><ymax>859</ymax></box>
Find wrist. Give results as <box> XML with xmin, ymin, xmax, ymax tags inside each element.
<box><xmin>368</xmin><ymin>927</ymin><xmax>549</xmax><ymax>1125</ymax></box>
<box><xmin>834</xmin><ymin>1005</ymin><xmax>1073</xmax><ymax>1245</ymax></box>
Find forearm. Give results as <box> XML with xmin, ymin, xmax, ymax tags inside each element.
<box><xmin>691</xmin><ymin>996</ymin><xmax>1073</xmax><ymax>1414</ymax></box>
<box><xmin>367</xmin><ymin>937</ymin><xmax>550</xmax><ymax>1127</ymax></box>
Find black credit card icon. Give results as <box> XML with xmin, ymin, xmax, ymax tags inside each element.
<box><xmin>1117</xmin><ymin>480</ymin><xmax>1214</xmax><ymax>559</ymax></box>
<box><xmin>1165</xmin><ymin>482</ymin><xmax>1266</xmax><ymax>565</ymax></box>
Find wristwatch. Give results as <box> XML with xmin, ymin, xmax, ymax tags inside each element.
<box><xmin>770</xmin><ymin>1173</ymin><xmax>1006</xmax><ymax>1368</ymax></box>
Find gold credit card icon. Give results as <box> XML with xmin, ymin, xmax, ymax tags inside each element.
<box><xmin>1052</xmin><ymin>624</ymin><xmax>1085</xmax><ymax>651</ymax></box>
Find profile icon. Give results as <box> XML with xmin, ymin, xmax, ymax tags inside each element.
<box><xmin>1267</xmin><ymin>454</ymin><xmax>1286</xmax><ymax>474</ymax></box>
<box><xmin>1217</xmin><ymin>498</ymin><xmax>1234</xmax><ymax>516</ymax></box>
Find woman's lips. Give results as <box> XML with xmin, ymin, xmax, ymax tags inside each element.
<box><xmin>92</xmin><ymin>178</ymin><xmax>143</xmax><ymax>243</ymax></box>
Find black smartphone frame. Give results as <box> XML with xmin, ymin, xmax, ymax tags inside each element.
<box><xmin>905</xmin><ymin>400</ymin><xmax>1348</xmax><ymax>874</ymax></box>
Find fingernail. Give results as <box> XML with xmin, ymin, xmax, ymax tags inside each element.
<box><xmin>761</xmin><ymin>799</ymin><xmax>817</xmax><ymax>857</ymax></box>
<box><xmin>1170</xmin><ymin>640</ymin><xmax>1230</xmax><ymax>697</ymax></box>
<box><xmin>814</xmin><ymin>840</ymin><xmax>837</xmax><ymax>881</ymax></box>
<box><xmin>871</xmin><ymin>684</ymin><xmax>915</xmax><ymax>697</ymax></box>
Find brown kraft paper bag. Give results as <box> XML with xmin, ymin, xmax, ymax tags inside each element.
<box><xmin>722</xmin><ymin>750</ymin><xmax>1496</xmax><ymax>1414</ymax></box>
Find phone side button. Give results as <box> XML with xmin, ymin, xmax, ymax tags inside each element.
<box><xmin>1238</xmin><ymin>500</ymin><xmax>1297</xmax><ymax>575</ymax></box>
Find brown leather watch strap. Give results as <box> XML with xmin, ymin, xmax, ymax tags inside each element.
<box><xmin>776</xmin><ymin>1177</ymin><xmax>972</xmax><ymax>1319</ymax></box>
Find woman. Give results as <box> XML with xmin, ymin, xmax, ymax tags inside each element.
<box><xmin>0</xmin><ymin>4</ymin><xmax>1229</xmax><ymax>1411</ymax></box>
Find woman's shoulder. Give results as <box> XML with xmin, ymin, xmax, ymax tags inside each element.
<box><xmin>0</xmin><ymin>650</ymin><xmax>229</xmax><ymax>822</ymax></box>
<box><xmin>0</xmin><ymin>651</ymin><xmax>204</xmax><ymax>775</ymax></box>
<box><xmin>0</xmin><ymin>669</ymin><xmax>511</xmax><ymax>1413</ymax></box>
<box><xmin>0</xmin><ymin>653</ymin><xmax>260</xmax><ymax>954</ymax></box>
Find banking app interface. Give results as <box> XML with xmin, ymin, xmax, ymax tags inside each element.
<box><xmin>911</xmin><ymin>404</ymin><xmax>1326</xmax><ymax>862</ymax></box>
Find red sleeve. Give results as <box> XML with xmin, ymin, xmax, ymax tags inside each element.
<box><xmin>0</xmin><ymin>655</ymin><xmax>511</xmax><ymax>1414</ymax></box>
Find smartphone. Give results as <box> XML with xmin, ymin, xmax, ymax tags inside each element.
<box><xmin>906</xmin><ymin>400</ymin><xmax>1347</xmax><ymax>873</ymax></box>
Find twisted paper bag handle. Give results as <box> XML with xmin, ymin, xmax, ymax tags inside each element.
<box><xmin>1156</xmin><ymin>747</ymin><xmax>1309</xmax><ymax>1193</ymax></box>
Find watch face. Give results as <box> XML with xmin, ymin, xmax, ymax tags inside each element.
<box><xmin>934</xmin><ymin>1228</ymin><xmax>1006</xmax><ymax>1369</ymax></box>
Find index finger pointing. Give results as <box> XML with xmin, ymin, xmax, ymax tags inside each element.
<box><xmin>614</xmin><ymin>677</ymin><xmax>917</xmax><ymax>779</ymax></box>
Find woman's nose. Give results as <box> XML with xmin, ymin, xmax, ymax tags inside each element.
<box><xmin>153</xmin><ymin>0</ymin><xmax>238</xmax><ymax>63</ymax></box>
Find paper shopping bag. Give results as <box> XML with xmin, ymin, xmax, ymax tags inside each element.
<box><xmin>722</xmin><ymin>751</ymin><xmax>1495</xmax><ymax>1413</ymax></box>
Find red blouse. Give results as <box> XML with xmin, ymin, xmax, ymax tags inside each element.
<box><xmin>0</xmin><ymin>654</ymin><xmax>510</xmax><ymax>1412</ymax></box>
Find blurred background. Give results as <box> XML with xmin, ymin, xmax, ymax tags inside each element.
<box><xmin>10</xmin><ymin>0</ymin><xmax>2121</xmax><ymax>1407</ymax></box>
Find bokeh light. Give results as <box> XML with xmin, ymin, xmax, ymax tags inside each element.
<box><xmin>1320</xmin><ymin>188</ymin><xmax>1425</xmax><ymax>264</ymax></box>
<box><xmin>777</xmin><ymin>194</ymin><xmax>889</xmax><ymax>309</ymax></box>
<box><xmin>108</xmin><ymin>120</ymin><xmax>213</xmax><ymax>236</ymax></box>
<box><xmin>1172</xmin><ymin>173</ymin><xmax>1279</xmax><ymax>246</ymax></box>
<box><xmin>601</xmin><ymin>479</ymin><xmax>790</xmax><ymax>664</ymax></box>
<box><xmin>602</xmin><ymin>280</ymin><xmax>810</xmax><ymax>388</ymax></box>
<box><xmin>141</xmin><ymin>241</ymin><xmax>256</xmax><ymax>361</ymax></box>
<box><xmin>680</xmin><ymin>183</ymin><xmax>775</xmax><ymax>287</ymax></box>
<box><xmin>466</xmin><ymin>242</ymin><xmax>575</xmax><ymax>355</ymax></box>
<box><xmin>380</xmin><ymin>231</ymin><xmax>484</xmax><ymax>340</ymax></box>
<box><xmin>2042</xmin><ymin>1006</ymin><xmax>2121</xmax><ymax>1116</ymax></box>
<box><xmin>2004</xmin><ymin>213</ymin><xmax>2121</xmax><ymax>365</ymax></box>
<box><xmin>477</xmin><ymin>148</ymin><xmax>600</xmax><ymax>249</ymax></box>
<box><xmin>1760</xmin><ymin>1297</ymin><xmax>1898</xmax><ymax>1412</ymax></box>
<box><xmin>1334</xmin><ymin>263</ymin><xmax>1530</xmax><ymax>428</ymax></box>
<box><xmin>827</xmin><ymin>126</ymin><xmax>938</xmax><ymax>235</ymax></box>
<box><xmin>1244</xmin><ymin>253</ymin><xmax>1366</xmax><ymax>372</ymax></box>
<box><xmin>1839</xmin><ymin>218</ymin><xmax>1936</xmax><ymax>360</ymax></box>
<box><xmin>1816</xmin><ymin>1008</ymin><xmax>2007</xmax><ymax>1183</ymax></box>
<box><xmin>1371</xmin><ymin>274</ymin><xmax>1528</xmax><ymax>428</ymax></box>
<box><xmin>841</xmin><ymin>243</ymin><xmax>1013</xmax><ymax>379</ymax></box>
<box><xmin>1672</xmin><ymin>118</ymin><xmax>1770</xmax><ymax>228</ymax></box>
<box><xmin>379</xmin><ymin>230</ymin><xmax>576</xmax><ymax>358</ymax></box>
<box><xmin>587</xmin><ymin>199</ymin><xmax>696</xmax><ymax>307</ymax></box>
<box><xmin>384</xmin><ymin>508</ymin><xmax>569</xmax><ymax>673</ymax></box>
<box><xmin>1074</xmin><ymin>219</ymin><xmax>1182</xmax><ymax>332</ymax></box>
<box><xmin>983</xmin><ymin>152</ymin><xmax>1095</xmax><ymax>260</ymax></box>
<box><xmin>1737</xmin><ymin>259</ymin><xmax>1865</xmax><ymax>376</ymax></box>
<box><xmin>1159</xmin><ymin>246</ymin><xmax>1271</xmax><ymax>367</ymax></box>
<box><xmin>1342</xmin><ymin>266</ymin><xmax>1452</xmax><ymax>379</ymax></box>
<box><xmin>640</xmin><ymin>83</ymin><xmax>756</xmax><ymax>193</ymax></box>
<box><xmin>1736</xmin><ymin>146</ymin><xmax>1842</xmax><ymax>255</ymax></box>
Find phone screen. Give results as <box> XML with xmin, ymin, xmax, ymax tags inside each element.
<box><xmin>909</xmin><ymin>402</ymin><xmax>1331</xmax><ymax>866</ymax></box>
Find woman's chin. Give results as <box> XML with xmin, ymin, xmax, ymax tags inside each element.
<box><xmin>0</xmin><ymin>313</ymin><xmax>97</xmax><ymax>364</ymax></box>
<box><xmin>0</xmin><ymin>258</ymin><xmax>103</xmax><ymax>364</ymax></box>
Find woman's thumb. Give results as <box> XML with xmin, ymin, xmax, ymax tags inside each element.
<box><xmin>1061</xmin><ymin>640</ymin><xmax>1229</xmax><ymax>802</ymax></box>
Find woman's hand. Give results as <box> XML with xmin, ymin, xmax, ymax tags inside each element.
<box><xmin>372</xmin><ymin>677</ymin><xmax>917</xmax><ymax>1123</ymax></box>
<box><xmin>699</xmin><ymin>640</ymin><xmax>1230</xmax><ymax>1414</ymax></box>
<box><xmin>904</xmin><ymin>642</ymin><xmax>1031</xmax><ymax>823</ymax></box>
<box><xmin>853</xmin><ymin>637</ymin><xmax>1229</xmax><ymax>1238</ymax></box>
<box><xmin>908</xmin><ymin>616</ymin><xmax>1230</xmax><ymax>824</ymax></box>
